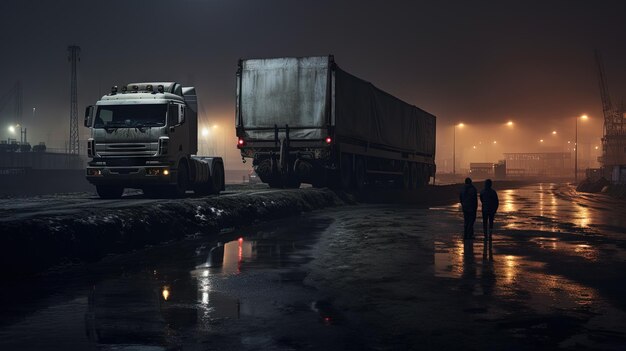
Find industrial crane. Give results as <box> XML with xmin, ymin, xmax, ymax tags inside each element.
<box><xmin>595</xmin><ymin>50</ymin><xmax>626</xmax><ymax>178</ymax></box>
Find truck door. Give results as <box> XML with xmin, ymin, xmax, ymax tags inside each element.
<box><xmin>168</xmin><ymin>103</ymin><xmax>187</xmax><ymax>157</ymax></box>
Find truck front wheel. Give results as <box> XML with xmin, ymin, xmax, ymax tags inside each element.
<box><xmin>96</xmin><ymin>185</ymin><xmax>124</xmax><ymax>199</ymax></box>
<box><xmin>169</xmin><ymin>162</ymin><xmax>189</xmax><ymax>198</ymax></box>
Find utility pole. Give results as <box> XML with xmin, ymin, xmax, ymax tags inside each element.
<box><xmin>68</xmin><ymin>45</ymin><xmax>81</xmax><ymax>155</ymax></box>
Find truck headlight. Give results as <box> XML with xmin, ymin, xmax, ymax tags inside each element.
<box><xmin>146</xmin><ymin>168</ymin><xmax>169</xmax><ymax>176</ymax></box>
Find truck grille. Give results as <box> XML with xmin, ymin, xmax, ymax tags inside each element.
<box><xmin>96</xmin><ymin>143</ymin><xmax>158</xmax><ymax>157</ymax></box>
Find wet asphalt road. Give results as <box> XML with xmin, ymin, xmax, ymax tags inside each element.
<box><xmin>1</xmin><ymin>183</ymin><xmax>626</xmax><ymax>350</ymax></box>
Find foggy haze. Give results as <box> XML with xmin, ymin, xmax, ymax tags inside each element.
<box><xmin>1</xmin><ymin>0</ymin><xmax>625</xmax><ymax>170</ymax></box>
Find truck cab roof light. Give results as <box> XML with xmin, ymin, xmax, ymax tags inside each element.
<box><xmin>131</xmin><ymin>85</ymin><xmax>139</xmax><ymax>92</ymax></box>
<box><xmin>325</xmin><ymin>137</ymin><xmax>332</xmax><ymax>144</ymax></box>
<box><xmin>157</xmin><ymin>85</ymin><xmax>164</xmax><ymax>93</ymax></box>
<box><xmin>237</xmin><ymin>138</ymin><xmax>245</xmax><ymax>148</ymax></box>
<box><xmin>121</xmin><ymin>86</ymin><xmax>128</xmax><ymax>93</ymax></box>
<box><xmin>111</xmin><ymin>86</ymin><xmax>118</xmax><ymax>95</ymax></box>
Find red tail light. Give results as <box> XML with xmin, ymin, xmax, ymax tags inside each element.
<box><xmin>325</xmin><ymin>137</ymin><xmax>332</xmax><ymax>144</ymax></box>
<box><xmin>237</xmin><ymin>138</ymin><xmax>245</xmax><ymax>148</ymax></box>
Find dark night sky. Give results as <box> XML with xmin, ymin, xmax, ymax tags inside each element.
<box><xmin>1</xmin><ymin>0</ymin><xmax>625</xmax><ymax>169</ymax></box>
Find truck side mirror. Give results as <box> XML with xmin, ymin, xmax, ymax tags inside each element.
<box><xmin>84</xmin><ymin>106</ymin><xmax>94</xmax><ymax>127</ymax></box>
<box><xmin>178</xmin><ymin>104</ymin><xmax>185</xmax><ymax>124</ymax></box>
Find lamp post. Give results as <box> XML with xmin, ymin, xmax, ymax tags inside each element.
<box><xmin>453</xmin><ymin>123</ymin><xmax>464</xmax><ymax>175</ymax></box>
<box><xmin>575</xmin><ymin>115</ymin><xmax>588</xmax><ymax>183</ymax></box>
<box><xmin>7</xmin><ymin>124</ymin><xmax>27</xmax><ymax>144</ymax></box>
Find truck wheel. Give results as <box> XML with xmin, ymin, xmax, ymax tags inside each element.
<box><xmin>340</xmin><ymin>153</ymin><xmax>353</xmax><ymax>190</ymax></box>
<box><xmin>211</xmin><ymin>162</ymin><xmax>225</xmax><ymax>194</ymax></box>
<box><xmin>96</xmin><ymin>185</ymin><xmax>124</xmax><ymax>199</ymax></box>
<box><xmin>354</xmin><ymin>157</ymin><xmax>367</xmax><ymax>192</ymax></box>
<box><xmin>169</xmin><ymin>162</ymin><xmax>189</xmax><ymax>198</ymax></box>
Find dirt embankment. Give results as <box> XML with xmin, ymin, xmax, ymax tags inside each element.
<box><xmin>0</xmin><ymin>188</ymin><xmax>344</xmax><ymax>279</ymax></box>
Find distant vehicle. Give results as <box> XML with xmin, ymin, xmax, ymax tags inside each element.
<box><xmin>235</xmin><ymin>56</ymin><xmax>436</xmax><ymax>190</ymax></box>
<box><xmin>84</xmin><ymin>82</ymin><xmax>225</xmax><ymax>199</ymax></box>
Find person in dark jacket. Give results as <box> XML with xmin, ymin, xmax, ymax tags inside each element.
<box><xmin>459</xmin><ymin>177</ymin><xmax>478</xmax><ymax>240</ymax></box>
<box><xmin>479</xmin><ymin>179</ymin><xmax>499</xmax><ymax>240</ymax></box>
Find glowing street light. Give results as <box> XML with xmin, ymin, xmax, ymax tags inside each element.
<box><xmin>453</xmin><ymin>123</ymin><xmax>464</xmax><ymax>175</ymax></box>
<box><xmin>552</xmin><ymin>131</ymin><xmax>557</xmax><ymax>135</ymax></box>
<box><xmin>540</xmin><ymin>139</ymin><xmax>544</xmax><ymax>143</ymax></box>
<box><xmin>201</xmin><ymin>127</ymin><xmax>209</xmax><ymax>137</ymax></box>
<box><xmin>575</xmin><ymin>114</ymin><xmax>589</xmax><ymax>182</ymax></box>
<box><xmin>8</xmin><ymin>125</ymin><xmax>15</xmax><ymax>134</ymax></box>
<box><xmin>507</xmin><ymin>121</ymin><xmax>513</xmax><ymax>127</ymax></box>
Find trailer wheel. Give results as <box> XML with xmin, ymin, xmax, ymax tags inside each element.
<box><xmin>354</xmin><ymin>157</ymin><xmax>367</xmax><ymax>192</ymax></box>
<box><xmin>340</xmin><ymin>153</ymin><xmax>353</xmax><ymax>189</ymax></box>
<box><xmin>96</xmin><ymin>185</ymin><xmax>124</xmax><ymax>199</ymax></box>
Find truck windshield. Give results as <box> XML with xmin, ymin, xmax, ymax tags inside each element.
<box><xmin>94</xmin><ymin>104</ymin><xmax>167</xmax><ymax>128</ymax></box>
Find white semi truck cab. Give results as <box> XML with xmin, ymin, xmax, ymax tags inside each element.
<box><xmin>84</xmin><ymin>82</ymin><xmax>225</xmax><ymax>199</ymax></box>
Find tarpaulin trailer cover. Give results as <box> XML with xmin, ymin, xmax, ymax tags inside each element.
<box><xmin>238</xmin><ymin>56</ymin><xmax>436</xmax><ymax>156</ymax></box>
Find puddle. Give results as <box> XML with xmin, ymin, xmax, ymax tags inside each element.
<box><xmin>529</xmin><ymin>237</ymin><xmax>599</xmax><ymax>261</ymax></box>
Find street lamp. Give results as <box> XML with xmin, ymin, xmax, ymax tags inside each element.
<box><xmin>507</xmin><ymin>121</ymin><xmax>514</xmax><ymax>127</ymax></box>
<box><xmin>575</xmin><ymin>115</ymin><xmax>588</xmax><ymax>183</ymax></box>
<box><xmin>453</xmin><ymin>123</ymin><xmax>464</xmax><ymax>175</ymax></box>
<box><xmin>7</xmin><ymin>124</ymin><xmax>27</xmax><ymax>144</ymax></box>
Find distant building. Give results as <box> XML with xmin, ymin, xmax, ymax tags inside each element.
<box><xmin>503</xmin><ymin>152</ymin><xmax>572</xmax><ymax>177</ymax></box>
<box><xmin>469</xmin><ymin>163</ymin><xmax>494</xmax><ymax>178</ymax></box>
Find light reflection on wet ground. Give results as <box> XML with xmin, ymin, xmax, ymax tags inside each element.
<box><xmin>2</xmin><ymin>183</ymin><xmax>626</xmax><ymax>349</ymax></box>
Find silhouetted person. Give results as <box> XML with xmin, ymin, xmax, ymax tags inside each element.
<box><xmin>480</xmin><ymin>179</ymin><xmax>499</xmax><ymax>240</ymax></box>
<box><xmin>459</xmin><ymin>177</ymin><xmax>477</xmax><ymax>240</ymax></box>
